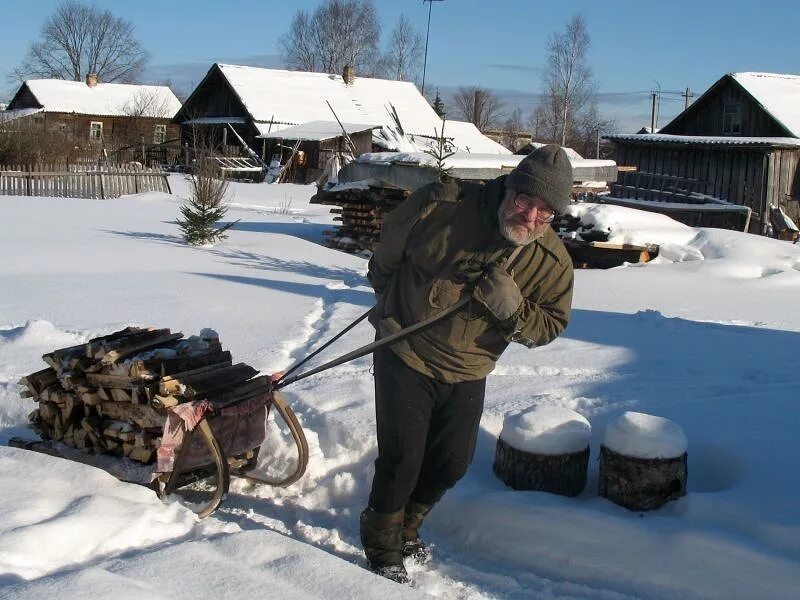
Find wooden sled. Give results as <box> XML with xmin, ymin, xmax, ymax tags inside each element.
<box><xmin>11</xmin><ymin>389</ymin><xmax>308</xmax><ymax>519</ymax></box>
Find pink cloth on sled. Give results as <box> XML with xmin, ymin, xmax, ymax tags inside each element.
<box><xmin>156</xmin><ymin>394</ymin><xmax>270</xmax><ymax>474</ymax></box>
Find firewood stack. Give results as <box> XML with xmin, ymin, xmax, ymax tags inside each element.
<box><xmin>18</xmin><ymin>326</ymin><xmax>268</xmax><ymax>466</ymax></box>
<box><xmin>312</xmin><ymin>184</ymin><xmax>410</xmax><ymax>253</ymax></box>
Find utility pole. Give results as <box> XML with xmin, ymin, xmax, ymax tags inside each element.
<box><xmin>650</xmin><ymin>91</ymin><xmax>657</xmax><ymax>133</ymax></box>
<box><xmin>682</xmin><ymin>87</ymin><xmax>693</xmax><ymax>110</ymax></box>
<box><xmin>421</xmin><ymin>0</ymin><xmax>444</xmax><ymax>96</ymax></box>
<box><xmin>596</xmin><ymin>128</ymin><xmax>601</xmax><ymax>159</ymax></box>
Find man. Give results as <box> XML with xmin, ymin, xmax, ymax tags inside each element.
<box><xmin>361</xmin><ymin>144</ymin><xmax>575</xmax><ymax>583</ymax></box>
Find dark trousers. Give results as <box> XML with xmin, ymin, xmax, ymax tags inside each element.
<box><xmin>368</xmin><ymin>345</ymin><xmax>486</xmax><ymax>514</ymax></box>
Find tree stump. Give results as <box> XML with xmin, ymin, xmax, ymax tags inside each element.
<box><xmin>494</xmin><ymin>439</ymin><xmax>589</xmax><ymax>496</ymax></box>
<box><xmin>598</xmin><ymin>412</ymin><xmax>688</xmax><ymax>511</ymax></box>
<box><xmin>493</xmin><ymin>406</ymin><xmax>591</xmax><ymax>497</ymax></box>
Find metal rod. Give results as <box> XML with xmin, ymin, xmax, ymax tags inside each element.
<box><xmin>274</xmin><ymin>295</ymin><xmax>471</xmax><ymax>390</ymax></box>
<box><xmin>277</xmin><ymin>306</ymin><xmax>372</xmax><ymax>383</ymax></box>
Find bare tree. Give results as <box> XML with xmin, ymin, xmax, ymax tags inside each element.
<box><xmin>280</xmin><ymin>0</ymin><xmax>381</xmax><ymax>75</ymax></box>
<box><xmin>451</xmin><ymin>87</ymin><xmax>504</xmax><ymax>132</ymax></box>
<box><xmin>122</xmin><ymin>90</ymin><xmax>174</xmax><ymax>119</ymax></box>
<box><xmin>542</xmin><ymin>14</ymin><xmax>594</xmax><ymax>146</ymax></box>
<box><xmin>499</xmin><ymin>108</ymin><xmax>525</xmax><ymax>151</ymax></box>
<box><xmin>571</xmin><ymin>102</ymin><xmax>616</xmax><ymax>158</ymax></box>
<box><xmin>378</xmin><ymin>14</ymin><xmax>424</xmax><ymax>81</ymax></box>
<box><xmin>11</xmin><ymin>1</ymin><xmax>148</xmax><ymax>83</ymax></box>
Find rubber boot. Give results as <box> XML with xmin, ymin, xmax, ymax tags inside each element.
<box><xmin>402</xmin><ymin>501</ymin><xmax>433</xmax><ymax>565</ymax></box>
<box><xmin>360</xmin><ymin>507</ymin><xmax>409</xmax><ymax>584</ymax></box>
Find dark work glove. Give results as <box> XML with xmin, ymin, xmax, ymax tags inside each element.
<box><xmin>472</xmin><ymin>264</ymin><xmax>523</xmax><ymax>321</ymax></box>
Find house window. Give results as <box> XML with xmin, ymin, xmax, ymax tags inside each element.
<box><xmin>154</xmin><ymin>124</ymin><xmax>167</xmax><ymax>144</ymax></box>
<box><xmin>89</xmin><ymin>121</ymin><xmax>103</xmax><ymax>142</ymax></box>
<box><xmin>722</xmin><ymin>103</ymin><xmax>741</xmax><ymax>135</ymax></box>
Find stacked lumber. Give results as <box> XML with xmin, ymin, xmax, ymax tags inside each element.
<box><xmin>312</xmin><ymin>184</ymin><xmax>409</xmax><ymax>254</ymax></box>
<box><xmin>18</xmin><ymin>326</ymin><xmax>267</xmax><ymax>466</ymax></box>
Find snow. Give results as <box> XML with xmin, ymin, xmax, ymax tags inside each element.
<box><xmin>1</xmin><ymin>177</ymin><xmax>800</xmax><ymax>598</ymax></box>
<box><xmin>18</xmin><ymin>80</ymin><xmax>182</xmax><ymax>118</ymax></box>
<box><xmin>731</xmin><ymin>72</ymin><xmax>800</xmax><ymax>137</ymax></box>
<box><xmin>431</xmin><ymin>120</ymin><xmax>511</xmax><ymax>155</ymax></box>
<box><xmin>499</xmin><ymin>406</ymin><xmax>591</xmax><ymax>455</ymax></box>
<box><xmin>603</xmin><ymin>412</ymin><xmax>688</xmax><ymax>459</ymax></box>
<box><xmin>258</xmin><ymin>120</ymin><xmax>378</xmax><ymax>142</ymax></box>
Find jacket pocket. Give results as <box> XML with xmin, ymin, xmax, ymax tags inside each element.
<box><xmin>428</xmin><ymin>279</ymin><xmax>466</xmax><ymax>309</ymax></box>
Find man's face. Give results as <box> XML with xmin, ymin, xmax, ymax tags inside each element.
<box><xmin>498</xmin><ymin>189</ymin><xmax>555</xmax><ymax>245</ymax></box>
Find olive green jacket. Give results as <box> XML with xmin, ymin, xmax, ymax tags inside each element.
<box><xmin>368</xmin><ymin>174</ymin><xmax>574</xmax><ymax>383</ymax></box>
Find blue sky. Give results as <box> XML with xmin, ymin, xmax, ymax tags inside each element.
<box><xmin>1</xmin><ymin>0</ymin><xmax>798</xmax><ymax>132</ymax></box>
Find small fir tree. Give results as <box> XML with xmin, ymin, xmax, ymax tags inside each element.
<box><xmin>432</xmin><ymin>89</ymin><xmax>446</xmax><ymax>118</ymax></box>
<box><xmin>424</xmin><ymin>117</ymin><xmax>456</xmax><ymax>179</ymax></box>
<box><xmin>177</xmin><ymin>162</ymin><xmax>238</xmax><ymax>245</ymax></box>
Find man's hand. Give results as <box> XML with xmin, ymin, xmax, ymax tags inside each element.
<box><xmin>473</xmin><ymin>264</ymin><xmax>523</xmax><ymax>321</ymax></box>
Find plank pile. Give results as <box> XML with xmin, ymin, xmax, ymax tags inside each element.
<box><xmin>312</xmin><ymin>184</ymin><xmax>409</xmax><ymax>253</ymax></box>
<box><xmin>18</xmin><ymin>327</ymin><xmax>268</xmax><ymax>465</ymax></box>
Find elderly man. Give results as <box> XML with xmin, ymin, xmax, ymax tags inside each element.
<box><xmin>361</xmin><ymin>144</ymin><xmax>575</xmax><ymax>583</ymax></box>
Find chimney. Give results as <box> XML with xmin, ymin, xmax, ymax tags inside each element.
<box><xmin>86</xmin><ymin>73</ymin><xmax>98</xmax><ymax>88</ymax></box>
<box><xmin>342</xmin><ymin>65</ymin><xmax>354</xmax><ymax>85</ymax></box>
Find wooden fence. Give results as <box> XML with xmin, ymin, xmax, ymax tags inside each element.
<box><xmin>0</xmin><ymin>164</ymin><xmax>171</xmax><ymax>199</ymax></box>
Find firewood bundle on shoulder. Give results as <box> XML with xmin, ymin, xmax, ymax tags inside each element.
<box><xmin>18</xmin><ymin>326</ymin><xmax>268</xmax><ymax>466</ymax></box>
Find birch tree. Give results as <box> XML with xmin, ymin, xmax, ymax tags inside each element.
<box><xmin>542</xmin><ymin>14</ymin><xmax>594</xmax><ymax>146</ymax></box>
<box><xmin>379</xmin><ymin>14</ymin><xmax>424</xmax><ymax>81</ymax></box>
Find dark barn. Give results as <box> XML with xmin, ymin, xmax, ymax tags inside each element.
<box><xmin>605</xmin><ymin>72</ymin><xmax>800</xmax><ymax>236</ymax></box>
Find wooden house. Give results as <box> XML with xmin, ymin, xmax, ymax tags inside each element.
<box><xmin>605</xmin><ymin>72</ymin><xmax>800</xmax><ymax>235</ymax></box>
<box><xmin>174</xmin><ymin>63</ymin><xmax>509</xmax><ymax>182</ymax></box>
<box><xmin>2</xmin><ymin>75</ymin><xmax>182</xmax><ymax>165</ymax></box>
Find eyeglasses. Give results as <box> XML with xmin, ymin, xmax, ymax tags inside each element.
<box><xmin>513</xmin><ymin>194</ymin><xmax>557</xmax><ymax>223</ymax></box>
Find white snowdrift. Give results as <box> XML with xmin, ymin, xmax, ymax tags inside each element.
<box><xmin>1</xmin><ymin>180</ymin><xmax>799</xmax><ymax>598</ymax></box>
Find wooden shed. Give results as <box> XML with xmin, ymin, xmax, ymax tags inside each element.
<box><xmin>605</xmin><ymin>72</ymin><xmax>800</xmax><ymax>235</ymax></box>
<box><xmin>257</xmin><ymin>121</ymin><xmax>377</xmax><ymax>184</ymax></box>
<box><xmin>3</xmin><ymin>75</ymin><xmax>182</xmax><ymax>165</ymax></box>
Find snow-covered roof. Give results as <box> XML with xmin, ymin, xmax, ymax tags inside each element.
<box><xmin>356</xmin><ymin>151</ymin><xmax>616</xmax><ymax>172</ymax></box>
<box><xmin>433</xmin><ymin>120</ymin><xmax>511</xmax><ymax>155</ymax></box>
<box><xmin>257</xmin><ymin>120</ymin><xmax>378</xmax><ymax>141</ymax></box>
<box><xmin>16</xmin><ymin>80</ymin><xmax>182</xmax><ymax>118</ymax></box>
<box><xmin>214</xmin><ymin>64</ymin><xmax>446</xmax><ymax>137</ymax></box>
<box><xmin>0</xmin><ymin>107</ymin><xmax>42</xmax><ymax>124</ymax></box>
<box><xmin>605</xmin><ymin>133</ymin><xmax>800</xmax><ymax>147</ymax></box>
<box><xmin>732</xmin><ymin>72</ymin><xmax>800</xmax><ymax>137</ymax></box>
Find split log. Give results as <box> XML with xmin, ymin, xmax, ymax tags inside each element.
<box><xmin>18</xmin><ymin>367</ymin><xmax>58</xmax><ymax>394</ymax></box>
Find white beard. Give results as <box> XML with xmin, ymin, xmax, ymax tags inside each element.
<box><xmin>498</xmin><ymin>197</ymin><xmax>546</xmax><ymax>246</ymax></box>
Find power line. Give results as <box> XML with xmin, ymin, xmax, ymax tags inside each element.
<box><xmin>421</xmin><ymin>0</ymin><xmax>444</xmax><ymax>96</ymax></box>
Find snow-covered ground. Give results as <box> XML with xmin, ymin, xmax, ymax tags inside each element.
<box><xmin>1</xmin><ymin>176</ymin><xmax>799</xmax><ymax>599</ymax></box>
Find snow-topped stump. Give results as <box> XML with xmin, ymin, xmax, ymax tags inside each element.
<box><xmin>598</xmin><ymin>412</ymin><xmax>688</xmax><ymax>511</ymax></box>
<box><xmin>493</xmin><ymin>407</ymin><xmax>591</xmax><ymax>497</ymax></box>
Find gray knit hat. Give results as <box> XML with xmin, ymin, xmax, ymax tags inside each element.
<box><xmin>505</xmin><ymin>144</ymin><xmax>573</xmax><ymax>214</ymax></box>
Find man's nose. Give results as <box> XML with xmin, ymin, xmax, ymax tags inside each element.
<box><xmin>518</xmin><ymin>205</ymin><xmax>539</xmax><ymax>222</ymax></box>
